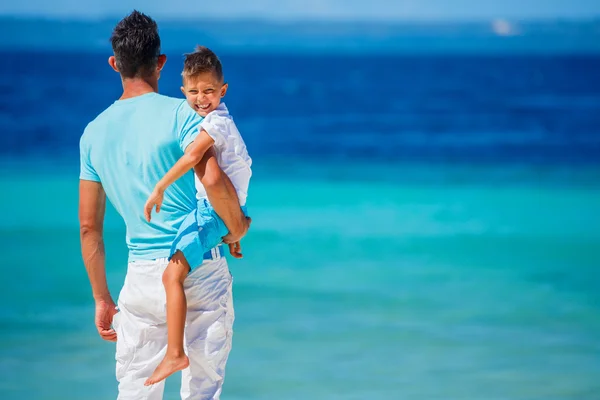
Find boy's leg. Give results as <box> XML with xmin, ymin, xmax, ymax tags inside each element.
<box><xmin>145</xmin><ymin>251</ymin><xmax>191</xmax><ymax>386</ymax></box>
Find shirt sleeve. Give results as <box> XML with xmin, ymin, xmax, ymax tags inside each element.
<box><xmin>200</xmin><ymin>112</ymin><xmax>228</xmax><ymax>150</ymax></box>
<box><xmin>175</xmin><ymin>101</ymin><xmax>203</xmax><ymax>152</ymax></box>
<box><xmin>79</xmin><ymin>131</ymin><xmax>100</xmax><ymax>182</ymax></box>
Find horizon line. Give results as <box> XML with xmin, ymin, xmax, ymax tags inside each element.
<box><xmin>1</xmin><ymin>13</ymin><xmax>600</xmax><ymax>24</ymax></box>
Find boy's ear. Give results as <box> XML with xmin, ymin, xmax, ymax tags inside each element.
<box><xmin>221</xmin><ymin>83</ymin><xmax>228</xmax><ymax>97</ymax></box>
<box><xmin>180</xmin><ymin>86</ymin><xmax>185</xmax><ymax>95</ymax></box>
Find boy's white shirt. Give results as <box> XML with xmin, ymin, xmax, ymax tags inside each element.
<box><xmin>195</xmin><ymin>102</ymin><xmax>252</xmax><ymax>206</ymax></box>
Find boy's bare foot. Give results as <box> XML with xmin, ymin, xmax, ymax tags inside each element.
<box><xmin>144</xmin><ymin>354</ymin><xmax>189</xmax><ymax>386</ymax></box>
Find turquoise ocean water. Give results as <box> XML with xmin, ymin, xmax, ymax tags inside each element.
<box><xmin>1</xmin><ymin>160</ymin><xmax>599</xmax><ymax>399</ymax></box>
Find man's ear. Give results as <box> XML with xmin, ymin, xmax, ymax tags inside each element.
<box><xmin>108</xmin><ymin>56</ymin><xmax>119</xmax><ymax>72</ymax></box>
<box><xmin>157</xmin><ymin>54</ymin><xmax>167</xmax><ymax>71</ymax></box>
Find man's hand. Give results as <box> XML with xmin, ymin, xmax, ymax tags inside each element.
<box><xmin>228</xmin><ymin>241</ymin><xmax>243</xmax><ymax>259</ymax></box>
<box><xmin>95</xmin><ymin>298</ymin><xmax>118</xmax><ymax>342</ymax></box>
<box><xmin>80</xmin><ymin>180</ymin><xmax>115</xmax><ymax>341</ymax></box>
<box><xmin>144</xmin><ymin>188</ymin><xmax>164</xmax><ymax>222</ymax></box>
<box><xmin>222</xmin><ymin>216</ymin><xmax>251</xmax><ymax>244</ymax></box>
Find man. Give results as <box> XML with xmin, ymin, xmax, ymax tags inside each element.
<box><xmin>78</xmin><ymin>11</ymin><xmax>249</xmax><ymax>400</ymax></box>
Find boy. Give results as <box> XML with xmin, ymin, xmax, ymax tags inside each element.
<box><xmin>143</xmin><ymin>46</ymin><xmax>252</xmax><ymax>385</ymax></box>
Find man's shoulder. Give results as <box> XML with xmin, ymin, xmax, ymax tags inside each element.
<box><xmin>80</xmin><ymin>105</ymin><xmax>112</xmax><ymax>145</ymax></box>
<box><xmin>135</xmin><ymin>93</ymin><xmax>190</xmax><ymax>119</ymax></box>
<box><xmin>153</xmin><ymin>93</ymin><xmax>188</xmax><ymax>108</ymax></box>
<box><xmin>82</xmin><ymin>95</ymin><xmax>189</xmax><ymax>136</ymax></box>
<box><xmin>94</xmin><ymin>94</ymin><xmax>187</xmax><ymax>119</ymax></box>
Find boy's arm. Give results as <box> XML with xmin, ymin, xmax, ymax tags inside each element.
<box><xmin>157</xmin><ymin>130</ymin><xmax>214</xmax><ymax>193</ymax></box>
<box><xmin>79</xmin><ymin>180</ymin><xmax>117</xmax><ymax>342</ymax></box>
<box><xmin>144</xmin><ymin>130</ymin><xmax>215</xmax><ymax>221</ymax></box>
<box><xmin>145</xmin><ymin>129</ymin><xmax>250</xmax><ymax>241</ymax></box>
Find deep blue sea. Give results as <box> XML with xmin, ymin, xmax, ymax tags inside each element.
<box><xmin>1</xmin><ymin>50</ymin><xmax>600</xmax><ymax>399</ymax></box>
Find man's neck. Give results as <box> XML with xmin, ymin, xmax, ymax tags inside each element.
<box><xmin>120</xmin><ymin>77</ymin><xmax>159</xmax><ymax>100</ymax></box>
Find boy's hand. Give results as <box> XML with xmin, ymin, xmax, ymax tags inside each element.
<box><xmin>144</xmin><ymin>188</ymin><xmax>164</xmax><ymax>222</ymax></box>
<box><xmin>228</xmin><ymin>241</ymin><xmax>243</xmax><ymax>259</ymax></box>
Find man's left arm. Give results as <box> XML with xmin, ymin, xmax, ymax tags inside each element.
<box><xmin>79</xmin><ymin>180</ymin><xmax>117</xmax><ymax>342</ymax></box>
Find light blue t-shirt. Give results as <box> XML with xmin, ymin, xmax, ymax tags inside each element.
<box><xmin>79</xmin><ymin>92</ymin><xmax>202</xmax><ymax>261</ymax></box>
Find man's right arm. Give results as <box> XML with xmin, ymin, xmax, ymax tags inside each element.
<box><xmin>79</xmin><ymin>180</ymin><xmax>117</xmax><ymax>342</ymax></box>
<box><xmin>193</xmin><ymin>147</ymin><xmax>250</xmax><ymax>242</ymax></box>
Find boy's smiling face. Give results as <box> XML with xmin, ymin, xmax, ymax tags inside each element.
<box><xmin>181</xmin><ymin>71</ymin><xmax>228</xmax><ymax>117</ymax></box>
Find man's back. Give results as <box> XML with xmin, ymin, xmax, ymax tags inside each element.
<box><xmin>80</xmin><ymin>92</ymin><xmax>202</xmax><ymax>260</ymax></box>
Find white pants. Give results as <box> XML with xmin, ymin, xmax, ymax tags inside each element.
<box><xmin>112</xmin><ymin>256</ymin><xmax>234</xmax><ymax>400</ymax></box>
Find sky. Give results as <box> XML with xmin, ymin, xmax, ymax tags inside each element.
<box><xmin>2</xmin><ymin>0</ymin><xmax>600</xmax><ymax>21</ymax></box>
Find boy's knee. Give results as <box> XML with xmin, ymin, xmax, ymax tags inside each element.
<box><xmin>162</xmin><ymin>267</ymin><xmax>179</xmax><ymax>286</ymax></box>
<box><xmin>162</xmin><ymin>252</ymin><xmax>190</xmax><ymax>285</ymax></box>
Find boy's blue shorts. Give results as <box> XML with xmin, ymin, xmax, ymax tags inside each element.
<box><xmin>169</xmin><ymin>197</ymin><xmax>248</xmax><ymax>271</ymax></box>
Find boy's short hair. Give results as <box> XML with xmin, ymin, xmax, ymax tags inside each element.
<box><xmin>110</xmin><ymin>10</ymin><xmax>161</xmax><ymax>78</ymax></box>
<box><xmin>182</xmin><ymin>46</ymin><xmax>224</xmax><ymax>82</ymax></box>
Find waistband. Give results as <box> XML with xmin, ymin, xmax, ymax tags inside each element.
<box><xmin>204</xmin><ymin>244</ymin><xmax>225</xmax><ymax>261</ymax></box>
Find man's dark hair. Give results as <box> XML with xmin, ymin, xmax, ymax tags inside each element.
<box><xmin>182</xmin><ymin>46</ymin><xmax>224</xmax><ymax>82</ymax></box>
<box><xmin>110</xmin><ymin>10</ymin><xmax>161</xmax><ymax>78</ymax></box>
